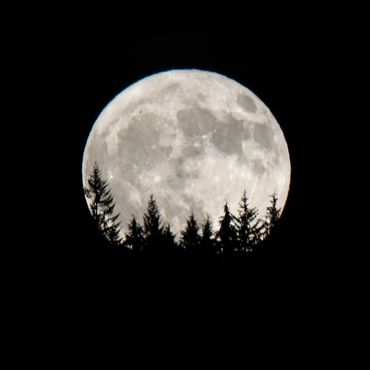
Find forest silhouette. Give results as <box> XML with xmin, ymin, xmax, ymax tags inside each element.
<box><xmin>84</xmin><ymin>163</ymin><xmax>281</xmax><ymax>263</ymax></box>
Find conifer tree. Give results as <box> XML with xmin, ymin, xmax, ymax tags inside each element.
<box><xmin>162</xmin><ymin>223</ymin><xmax>177</xmax><ymax>255</ymax></box>
<box><xmin>180</xmin><ymin>213</ymin><xmax>200</xmax><ymax>255</ymax></box>
<box><xmin>125</xmin><ymin>216</ymin><xmax>144</xmax><ymax>253</ymax></box>
<box><xmin>143</xmin><ymin>195</ymin><xmax>163</xmax><ymax>253</ymax></box>
<box><xmin>217</xmin><ymin>202</ymin><xmax>237</xmax><ymax>258</ymax></box>
<box><xmin>84</xmin><ymin>162</ymin><xmax>122</xmax><ymax>246</ymax></box>
<box><xmin>236</xmin><ymin>191</ymin><xmax>259</xmax><ymax>253</ymax></box>
<box><xmin>262</xmin><ymin>193</ymin><xmax>281</xmax><ymax>240</ymax></box>
<box><xmin>200</xmin><ymin>215</ymin><xmax>215</xmax><ymax>257</ymax></box>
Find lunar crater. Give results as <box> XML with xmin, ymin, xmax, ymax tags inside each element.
<box><xmin>237</xmin><ymin>93</ymin><xmax>257</xmax><ymax>113</ymax></box>
<box><xmin>177</xmin><ymin>105</ymin><xmax>217</xmax><ymax>137</ymax></box>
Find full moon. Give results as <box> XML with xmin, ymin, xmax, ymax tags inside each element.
<box><xmin>82</xmin><ymin>69</ymin><xmax>290</xmax><ymax>236</ymax></box>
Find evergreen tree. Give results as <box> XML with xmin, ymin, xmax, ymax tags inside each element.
<box><xmin>143</xmin><ymin>195</ymin><xmax>163</xmax><ymax>253</ymax></box>
<box><xmin>84</xmin><ymin>162</ymin><xmax>122</xmax><ymax>246</ymax></box>
<box><xmin>200</xmin><ymin>215</ymin><xmax>215</xmax><ymax>257</ymax></box>
<box><xmin>180</xmin><ymin>213</ymin><xmax>200</xmax><ymax>255</ymax></box>
<box><xmin>251</xmin><ymin>218</ymin><xmax>265</xmax><ymax>247</ymax></box>
<box><xmin>262</xmin><ymin>193</ymin><xmax>281</xmax><ymax>239</ymax></box>
<box><xmin>125</xmin><ymin>216</ymin><xmax>144</xmax><ymax>254</ymax></box>
<box><xmin>162</xmin><ymin>223</ymin><xmax>177</xmax><ymax>256</ymax></box>
<box><xmin>236</xmin><ymin>191</ymin><xmax>259</xmax><ymax>253</ymax></box>
<box><xmin>217</xmin><ymin>202</ymin><xmax>237</xmax><ymax>258</ymax></box>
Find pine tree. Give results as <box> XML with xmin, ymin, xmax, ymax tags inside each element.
<box><xmin>143</xmin><ymin>195</ymin><xmax>163</xmax><ymax>253</ymax></box>
<box><xmin>262</xmin><ymin>193</ymin><xmax>281</xmax><ymax>240</ymax></box>
<box><xmin>84</xmin><ymin>162</ymin><xmax>122</xmax><ymax>246</ymax></box>
<box><xmin>236</xmin><ymin>191</ymin><xmax>259</xmax><ymax>253</ymax></box>
<box><xmin>180</xmin><ymin>213</ymin><xmax>200</xmax><ymax>256</ymax></box>
<box><xmin>162</xmin><ymin>223</ymin><xmax>177</xmax><ymax>256</ymax></box>
<box><xmin>200</xmin><ymin>215</ymin><xmax>215</xmax><ymax>257</ymax></box>
<box><xmin>125</xmin><ymin>216</ymin><xmax>144</xmax><ymax>254</ymax></box>
<box><xmin>217</xmin><ymin>202</ymin><xmax>237</xmax><ymax>258</ymax></box>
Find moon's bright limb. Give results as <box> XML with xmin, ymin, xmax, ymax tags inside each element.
<box><xmin>82</xmin><ymin>69</ymin><xmax>290</xmax><ymax>236</ymax></box>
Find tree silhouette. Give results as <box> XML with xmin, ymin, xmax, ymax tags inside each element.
<box><xmin>125</xmin><ymin>216</ymin><xmax>144</xmax><ymax>254</ymax></box>
<box><xmin>180</xmin><ymin>213</ymin><xmax>200</xmax><ymax>256</ymax></box>
<box><xmin>161</xmin><ymin>223</ymin><xmax>178</xmax><ymax>256</ymax></box>
<box><xmin>143</xmin><ymin>195</ymin><xmax>163</xmax><ymax>254</ymax></box>
<box><xmin>236</xmin><ymin>191</ymin><xmax>259</xmax><ymax>253</ymax></box>
<box><xmin>84</xmin><ymin>162</ymin><xmax>122</xmax><ymax>246</ymax></box>
<box><xmin>217</xmin><ymin>202</ymin><xmax>238</xmax><ymax>258</ymax></box>
<box><xmin>200</xmin><ymin>215</ymin><xmax>215</xmax><ymax>257</ymax></box>
<box><xmin>83</xmin><ymin>179</ymin><xmax>283</xmax><ymax>261</ymax></box>
<box><xmin>262</xmin><ymin>193</ymin><xmax>281</xmax><ymax>240</ymax></box>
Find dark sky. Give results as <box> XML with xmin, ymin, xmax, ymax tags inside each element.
<box><xmin>42</xmin><ymin>7</ymin><xmax>347</xmax><ymax>367</ymax></box>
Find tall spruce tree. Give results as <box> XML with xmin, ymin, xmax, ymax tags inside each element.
<box><xmin>263</xmin><ymin>193</ymin><xmax>281</xmax><ymax>239</ymax></box>
<box><xmin>162</xmin><ymin>223</ymin><xmax>177</xmax><ymax>256</ymax></box>
<box><xmin>200</xmin><ymin>215</ymin><xmax>215</xmax><ymax>257</ymax></box>
<box><xmin>125</xmin><ymin>216</ymin><xmax>144</xmax><ymax>254</ymax></box>
<box><xmin>143</xmin><ymin>195</ymin><xmax>163</xmax><ymax>253</ymax></box>
<box><xmin>236</xmin><ymin>191</ymin><xmax>259</xmax><ymax>253</ymax></box>
<box><xmin>180</xmin><ymin>213</ymin><xmax>200</xmax><ymax>256</ymax></box>
<box><xmin>84</xmin><ymin>162</ymin><xmax>122</xmax><ymax>246</ymax></box>
<box><xmin>217</xmin><ymin>202</ymin><xmax>237</xmax><ymax>258</ymax></box>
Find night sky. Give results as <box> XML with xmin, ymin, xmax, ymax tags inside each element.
<box><xmin>40</xmin><ymin>6</ymin><xmax>347</xmax><ymax>368</ymax></box>
<box><xmin>71</xmin><ymin>15</ymin><xmax>328</xmax><ymax>264</ymax></box>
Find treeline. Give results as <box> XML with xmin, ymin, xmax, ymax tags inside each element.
<box><xmin>84</xmin><ymin>163</ymin><xmax>281</xmax><ymax>259</ymax></box>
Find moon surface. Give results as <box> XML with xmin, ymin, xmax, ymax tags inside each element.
<box><xmin>82</xmin><ymin>69</ymin><xmax>290</xmax><ymax>236</ymax></box>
